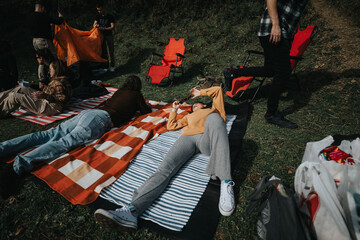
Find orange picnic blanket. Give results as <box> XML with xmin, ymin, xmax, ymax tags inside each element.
<box><xmin>53</xmin><ymin>22</ymin><xmax>107</xmax><ymax>66</ymax></box>
<box><xmin>31</xmin><ymin>102</ymin><xmax>190</xmax><ymax>205</ymax></box>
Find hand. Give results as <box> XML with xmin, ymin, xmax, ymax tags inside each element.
<box><xmin>190</xmin><ymin>88</ymin><xmax>200</xmax><ymax>99</ymax></box>
<box><xmin>269</xmin><ymin>24</ymin><xmax>281</xmax><ymax>44</ymax></box>
<box><xmin>32</xmin><ymin>91</ymin><xmax>44</xmax><ymax>100</ymax></box>
<box><xmin>58</xmin><ymin>12</ymin><xmax>63</xmax><ymax>18</ymax></box>
<box><xmin>172</xmin><ymin>101</ymin><xmax>180</xmax><ymax>110</ymax></box>
<box><xmin>39</xmin><ymin>82</ymin><xmax>46</xmax><ymax>90</ymax></box>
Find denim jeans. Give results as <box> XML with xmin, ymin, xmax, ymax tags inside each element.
<box><xmin>0</xmin><ymin>109</ymin><xmax>112</xmax><ymax>175</ymax></box>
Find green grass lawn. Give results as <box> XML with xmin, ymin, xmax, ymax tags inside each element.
<box><xmin>1</xmin><ymin>0</ymin><xmax>360</xmax><ymax>239</ymax></box>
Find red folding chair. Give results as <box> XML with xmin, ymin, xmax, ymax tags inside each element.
<box><xmin>146</xmin><ymin>38</ymin><xmax>185</xmax><ymax>86</ymax></box>
<box><xmin>226</xmin><ymin>25</ymin><xmax>318</xmax><ymax>101</ymax></box>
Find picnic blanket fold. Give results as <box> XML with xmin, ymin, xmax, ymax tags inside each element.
<box><xmin>31</xmin><ymin>102</ymin><xmax>191</xmax><ymax>205</ymax></box>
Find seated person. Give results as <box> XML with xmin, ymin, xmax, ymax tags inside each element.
<box><xmin>94</xmin><ymin>86</ymin><xmax>235</xmax><ymax>231</ymax></box>
<box><xmin>0</xmin><ymin>76</ymin><xmax>151</xmax><ymax>199</ymax></box>
<box><xmin>0</xmin><ymin>59</ymin><xmax>72</xmax><ymax>118</ymax></box>
<box><xmin>35</xmin><ymin>48</ymin><xmax>56</xmax><ymax>89</ymax></box>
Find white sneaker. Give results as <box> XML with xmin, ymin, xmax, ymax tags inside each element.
<box><xmin>109</xmin><ymin>67</ymin><xmax>115</xmax><ymax>72</ymax></box>
<box><xmin>219</xmin><ymin>180</ymin><xmax>235</xmax><ymax>216</ymax></box>
<box><xmin>94</xmin><ymin>206</ymin><xmax>138</xmax><ymax>231</ymax></box>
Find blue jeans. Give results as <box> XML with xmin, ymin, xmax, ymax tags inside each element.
<box><xmin>0</xmin><ymin>109</ymin><xmax>112</xmax><ymax>175</ymax></box>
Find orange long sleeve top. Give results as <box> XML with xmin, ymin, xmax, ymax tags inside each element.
<box><xmin>167</xmin><ymin>86</ymin><xmax>226</xmax><ymax>137</ymax></box>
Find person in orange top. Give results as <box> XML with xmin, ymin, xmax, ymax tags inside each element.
<box><xmin>167</xmin><ymin>86</ymin><xmax>226</xmax><ymax>136</ymax></box>
<box><xmin>94</xmin><ymin>86</ymin><xmax>235</xmax><ymax>231</ymax></box>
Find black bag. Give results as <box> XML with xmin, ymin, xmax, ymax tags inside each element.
<box><xmin>246</xmin><ymin>176</ymin><xmax>313</xmax><ymax>240</ymax></box>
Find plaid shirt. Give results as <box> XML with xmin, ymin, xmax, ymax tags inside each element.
<box><xmin>258</xmin><ymin>0</ymin><xmax>308</xmax><ymax>39</ymax></box>
<box><xmin>42</xmin><ymin>76</ymin><xmax>72</xmax><ymax>108</ymax></box>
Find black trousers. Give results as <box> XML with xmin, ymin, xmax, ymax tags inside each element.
<box><xmin>232</xmin><ymin>36</ymin><xmax>292</xmax><ymax>115</ymax></box>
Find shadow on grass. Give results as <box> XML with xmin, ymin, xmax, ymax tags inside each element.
<box><xmin>100</xmin><ymin>48</ymin><xmax>156</xmax><ymax>82</ymax></box>
<box><xmin>232</xmin><ymin>68</ymin><xmax>360</xmax><ymax>115</ymax></box>
<box><xmin>232</xmin><ymin>139</ymin><xmax>259</xmax><ymax>199</ymax></box>
<box><xmin>171</xmin><ymin>63</ymin><xmax>207</xmax><ymax>86</ymax></box>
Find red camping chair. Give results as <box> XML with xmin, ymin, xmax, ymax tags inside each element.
<box><xmin>146</xmin><ymin>38</ymin><xmax>185</xmax><ymax>86</ymax></box>
<box><xmin>226</xmin><ymin>26</ymin><xmax>318</xmax><ymax>101</ymax></box>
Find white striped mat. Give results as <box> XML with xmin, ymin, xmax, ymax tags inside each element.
<box><xmin>10</xmin><ymin>87</ymin><xmax>117</xmax><ymax>125</ymax></box>
<box><xmin>99</xmin><ymin>114</ymin><xmax>236</xmax><ymax>231</ymax></box>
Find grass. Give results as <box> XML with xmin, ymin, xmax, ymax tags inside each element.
<box><xmin>1</xmin><ymin>0</ymin><xmax>360</xmax><ymax>239</ymax></box>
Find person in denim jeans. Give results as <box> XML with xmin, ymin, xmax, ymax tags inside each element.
<box><xmin>0</xmin><ymin>76</ymin><xmax>151</xmax><ymax>199</ymax></box>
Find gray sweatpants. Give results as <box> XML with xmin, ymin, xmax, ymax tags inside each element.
<box><xmin>131</xmin><ymin>113</ymin><xmax>232</xmax><ymax>215</ymax></box>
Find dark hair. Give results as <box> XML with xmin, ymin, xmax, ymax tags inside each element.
<box><xmin>121</xmin><ymin>75</ymin><xmax>142</xmax><ymax>91</ymax></box>
<box><xmin>50</xmin><ymin>59</ymin><xmax>67</xmax><ymax>78</ymax></box>
<box><xmin>36</xmin><ymin>49</ymin><xmax>55</xmax><ymax>64</ymax></box>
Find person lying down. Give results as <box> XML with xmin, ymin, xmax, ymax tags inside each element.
<box><xmin>94</xmin><ymin>86</ymin><xmax>236</xmax><ymax>231</ymax></box>
<box><xmin>0</xmin><ymin>76</ymin><xmax>151</xmax><ymax>199</ymax></box>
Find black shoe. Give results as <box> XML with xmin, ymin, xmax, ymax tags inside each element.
<box><xmin>223</xmin><ymin>68</ymin><xmax>234</xmax><ymax>91</ymax></box>
<box><xmin>265</xmin><ymin>112</ymin><xmax>298</xmax><ymax>129</ymax></box>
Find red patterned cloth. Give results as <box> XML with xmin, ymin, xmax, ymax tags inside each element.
<box><xmin>31</xmin><ymin>102</ymin><xmax>190</xmax><ymax>205</ymax></box>
<box><xmin>11</xmin><ymin>87</ymin><xmax>117</xmax><ymax>125</ymax></box>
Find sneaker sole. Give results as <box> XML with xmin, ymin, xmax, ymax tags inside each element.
<box><xmin>218</xmin><ymin>202</ymin><xmax>235</xmax><ymax>217</ymax></box>
<box><xmin>94</xmin><ymin>210</ymin><xmax>137</xmax><ymax>231</ymax></box>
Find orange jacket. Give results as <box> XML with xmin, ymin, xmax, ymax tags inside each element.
<box><xmin>167</xmin><ymin>86</ymin><xmax>226</xmax><ymax>136</ymax></box>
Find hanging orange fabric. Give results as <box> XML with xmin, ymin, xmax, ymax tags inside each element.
<box><xmin>53</xmin><ymin>22</ymin><xmax>107</xmax><ymax>66</ymax></box>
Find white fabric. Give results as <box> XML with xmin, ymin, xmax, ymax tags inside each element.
<box><xmin>337</xmin><ymin>164</ymin><xmax>360</xmax><ymax>240</ymax></box>
<box><xmin>294</xmin><ymin>162</ymin><xmax>351</xmax><ymax>240</ymax></box>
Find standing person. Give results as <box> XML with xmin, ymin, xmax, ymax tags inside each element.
<box><xmin>224</xmin><ymin>0</ymin><xmax>308</xmax><ymax>129</ymax></box>
<box><xmin>94</xmin><ymin>4</ymin><xmax>115</xmax><ymax>72</ymax></box>
<box><xmin>0</xmin><ymin>60</ymin><xmax>72</xmax><ymax>118</ymax></box>
<box><xmin>0</xmin><ymin>76</ymin><xmax>151</xmax><ymax>199</ymax></box>
<box><xmin>30</xmin><ymin>0</ymin><xmax>64</xmax><ymax>83</ymax></box>
<box><xmin>94</xmin><ymin>86</ymin><xmax>235</xmax><ymax>231</ymax></box>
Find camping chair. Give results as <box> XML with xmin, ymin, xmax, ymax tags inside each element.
<box><xmin>146</xmin><ymin>38</ymin><xmax>185</xmax><ymax>86</ymax></box>
<box><xmin>226</xmin><ymin>25</ymin><xmax>318</xmax><ymax>101</ymax></box>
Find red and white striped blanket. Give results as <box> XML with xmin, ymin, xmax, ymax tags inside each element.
<box><xmin>31</xmin><ymin>102</ymin><xmax>191</xmax><ymax>205</ymax></box>
<box><xmin>10</xmin><ymin>87</ymin><xmax>117</xmax><ymax>126</ymax></box>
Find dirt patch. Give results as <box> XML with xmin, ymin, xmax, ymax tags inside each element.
<box><xmin>312</xmin><ymin>0</ymin><xmax>360</xmax><ymax>71</ymax></box>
